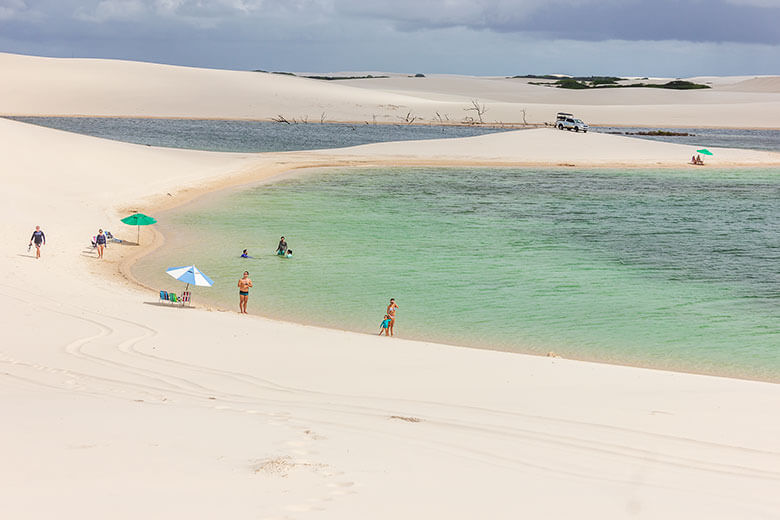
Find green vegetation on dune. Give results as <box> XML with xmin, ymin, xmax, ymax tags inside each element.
<box><xmin>526</xmin><ymin>77</ymin><xmax>711</xmax><ymax>90</ymax></box>
<box><xmin>252</xmin><ymin>70</ymin><xmax>389</xmax><ymax>80</ymax></box>
<box><xmin>304</xmin><ymin>74</ymin><xmax>390</xmax><ymax>80</ymax></box>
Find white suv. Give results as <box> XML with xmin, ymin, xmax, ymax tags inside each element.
<box><xmin>556</xmin><ymin>112</ymin><xmax>589</xmax><ymax>132</ymax></box>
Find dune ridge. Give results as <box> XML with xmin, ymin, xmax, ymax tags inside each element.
<box><xmin>2</xmin><ymin>52</ymin><xmax>780</xmax><ymax>128</ymax></box>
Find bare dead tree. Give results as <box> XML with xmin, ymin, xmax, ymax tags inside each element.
<box><xmin>435</xmin><ymin>111</ymin><xmax>451</xmax><ymax>124</ymax></box>
<box><xmin>272</xmin><ymin>115</ymin><xmax>291</xmax><ymax>124</ymax></box>
<box><xmin>521</xmin><ymin>108</ymin><xmax>528</xmax><ymax>126</ymax></box>
<box><xmin>320</xmin><ymin>112</ymin><xmax>327</xmax><ymax>124</ymax></box>
<box><xmin>400</xmin><ymin>111</ymin><xmax>419</xmax><ymax>124</ymax></box>
<box><xmin>464</xmin><ymin>99</ymin><xmax>488</xmax><ymax>124</ymax></box>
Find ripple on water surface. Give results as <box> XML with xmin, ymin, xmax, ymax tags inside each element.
<box><xmin>134</xmin><ymin>167</ymin><xmax>780</xmax><ymax>381</ymax></box>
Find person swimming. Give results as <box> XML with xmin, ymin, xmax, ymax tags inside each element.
<box><xmin>285</xmin><ymin>249</ymin><xmax>293</xmax><ymax>258</ymax></box>
<box><xmin>241</xmin><ymin>249</ymin><xmax>250</xmax><ymax>258</ymax></box>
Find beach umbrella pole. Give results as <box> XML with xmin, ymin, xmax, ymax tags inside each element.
<box><xmin>137</xmin><ymin>225</ymin><xmax>140</xmax><ymax>245</ymax></box>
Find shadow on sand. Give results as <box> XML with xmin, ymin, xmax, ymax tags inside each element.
<box><xmin>142</xmin><ymin>301</ymin><xmax>194</xmax><ymax>309</ymax></box>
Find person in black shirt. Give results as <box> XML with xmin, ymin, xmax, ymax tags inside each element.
<box><xmin>29</xmin><ymin>226</ymin><xmax>45</xmax><ymax>259</ymax></box>
<box><xmin>95</xmin><ymin>229</ymin><xmax>107</xmax><ymax>259</ymax></box>
<box><xmin>276</xmin><ymin>236</ymin><xmax>288</xmax><ymax>256</ymax></box>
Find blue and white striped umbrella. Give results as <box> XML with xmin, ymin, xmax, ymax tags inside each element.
<box><xmin>165</xmin><ymin>265</ymin><xmax>214</xmax><ymax>289</ymax></box>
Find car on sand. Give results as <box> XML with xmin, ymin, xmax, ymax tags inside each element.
<box><xmin>556</xmin><ymin>112</ymin><xmax>589</xmax><ymax>132</ymax></box>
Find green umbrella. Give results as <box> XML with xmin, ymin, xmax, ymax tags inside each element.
<box><xmin>696</xmin><ymin>149</ymin><xmax>714</xmax><ymax>156</ymax></box>
<box><xmin>120</xmin><ymin>213</ymin><xmax>157</xmax><ymax>244</ymax></box>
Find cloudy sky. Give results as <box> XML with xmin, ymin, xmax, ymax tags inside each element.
<box><xmin>1</xmin><ymin>0</ymin><xmax>779</xmax><ymax>76</ymax></box>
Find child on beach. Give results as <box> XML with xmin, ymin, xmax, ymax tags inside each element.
<box><xmin>378</xmin><ymin>314</ymin><xmax>391</xmax><ymax>336</ymax></box>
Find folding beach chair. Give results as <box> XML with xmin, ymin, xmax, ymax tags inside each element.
<box><xmin>159</xmin><ymin>290</ymin><xmax>169</xmax><ymax>302</ymax></box>
<box><xmin>180</xmin><ymin>291</ymin><xmax>191</xmax><ymax>306</ymax></box>
<box><xmin>168</xmin><ymin>293</ymin><xmax>177</xmax><ymax>304</ymax></box>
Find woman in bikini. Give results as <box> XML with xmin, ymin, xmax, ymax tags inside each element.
<box><xmin>386</xmin><ymin>298</ymin><xmax>399</xmax><ymax>336</ymax></box>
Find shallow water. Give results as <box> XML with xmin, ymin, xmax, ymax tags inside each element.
<box><xmin>134</xmin><ymin>166</ymin><xmax>780</xmax><ymax>382</ymax></box>
<box><xmin>591</xmin><ymin>126</ymin><xmax>780</xmax><ymax>152</ymax></box>
<box><xmin>5</xmin><ymin>117</ymin><xmax>510</xmax><ymax>152</ymax></box>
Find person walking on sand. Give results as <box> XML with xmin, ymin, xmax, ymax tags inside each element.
<box><xmin>386</xmin><ymin>298</ymin><xmax>399</xmax><ymax>336</ymax></box>
<box><xmin>95</xmin><ymin>229</ymin><xmax>107</xmax><ymax>259</ymax></box>
<box><xmin>29</xmin><ymin>225</ymin><xmax>45</xmax><ymax>259</ymax></box>
<box><xmin>237</xmin><ymin>271</ymin><xmax>253</xmax><ymax>314</ymax></box>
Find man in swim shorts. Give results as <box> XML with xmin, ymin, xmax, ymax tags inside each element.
<box><xmin>386</xmin><ymin>298</ymin><xmax>399</xmax><ymax>336</ymax></box>
<box><xmin>29</xmin><ymin>225</ymin><xmax>45</xmax><ymax>259</ymax></box>
<box><xmin>237</xmin><ymin>271</ymin><xmax>253</xmax><ymax>314</ymax></box>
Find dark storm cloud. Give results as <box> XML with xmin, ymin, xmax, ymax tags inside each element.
<box><xmin>0</xmin><ymin>1</ymin><xmax>778</xmax><ymax>74</ymax></box>
<box><xmin>335</xmin><ymin>0</ymin><xmax>780</xmax><ymax>45</ymax></box>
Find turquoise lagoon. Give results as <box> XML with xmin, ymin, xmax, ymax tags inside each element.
<box><xmin>134</xmin><ymin>166</ymin><xmax>780</xmax><ymax>381</ymax></box>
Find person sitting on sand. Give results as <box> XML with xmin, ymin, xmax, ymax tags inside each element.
<box><xmin>696</xmin><ymin>154</ymin><xmax>704</xmax><ymax>165</ymax></box>
<box><xmin>691</xmin><ymin>154</ymin><xmax>697</xmax><ymax>165</ymax></box>
<box><xmin>276</xmin><ymin>236</ymin><xmax>288</xmax><ymax>256</ymax></box>
<box><xmin>378</xmin><ymin>314</ymin><xmax>392</xmax><ymax>336</ymax></box>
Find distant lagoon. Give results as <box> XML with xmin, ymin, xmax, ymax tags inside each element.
<box><xmin>7</xmin><ymin>116</ymin><xmax>780</xmax><ymax>153</ymax></box>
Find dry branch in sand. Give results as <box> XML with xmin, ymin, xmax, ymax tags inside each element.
<box><xmin>464</xmin><ymin>99</ymin><xmax>488</xmax><ymax>124</ymax></box>
<box><xmin>399</xmin><ymin>111</ymin><xmax>419</xmax><ymax>125</ymax></box>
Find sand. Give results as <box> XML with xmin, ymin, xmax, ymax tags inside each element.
<box><xmin>2</xmin><ymin>52</ymin><xmax>780</xmax><ymax>128</ymax></box>
<box><xmin>2</xmin><ymin>55</ymin><xmax>780</xmax><ymax>519</ymax></box>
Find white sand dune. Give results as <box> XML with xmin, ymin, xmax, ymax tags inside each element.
<box><xmin>330</xmin><ymin>127</ymin><xmax>780</xmax><ymax>166</ymax></box>
<box><xmin>2</xmin><ymin>52</ymin><xmax>780</xmax><ymax>128</ymax></box>
<box><xmin>2</xmin><ymin>109</ymin><xmax>780</xmax><ymax>520</ymax></box>
<box><xmin>718</xmin><ymin>76</ymin><xmax>780</xmax><ymax>93</ymax></box>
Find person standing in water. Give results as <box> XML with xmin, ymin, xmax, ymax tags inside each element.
<box><xmin>237</xmin><ymin>271</ymin><xmax>253</xmax><ymax>314</ymax></box>
<box><xmin>386</xmin><ymin>298</ymin><xmax>399</xmax><ymax>336</ymax></box>
<box><xmin>276</xmin><ymin>236</ymin><xmax>288</xmax><ymax>256</ymax></box>
<box><xmin>29</xmin><ymin>225</ymin><xmax>45</xmax><ymax>259</ymax></box>
<box><xmin>95</xmin><ymin>229</ymin><xmax>107</xmax><ymax>259</ymax></box>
